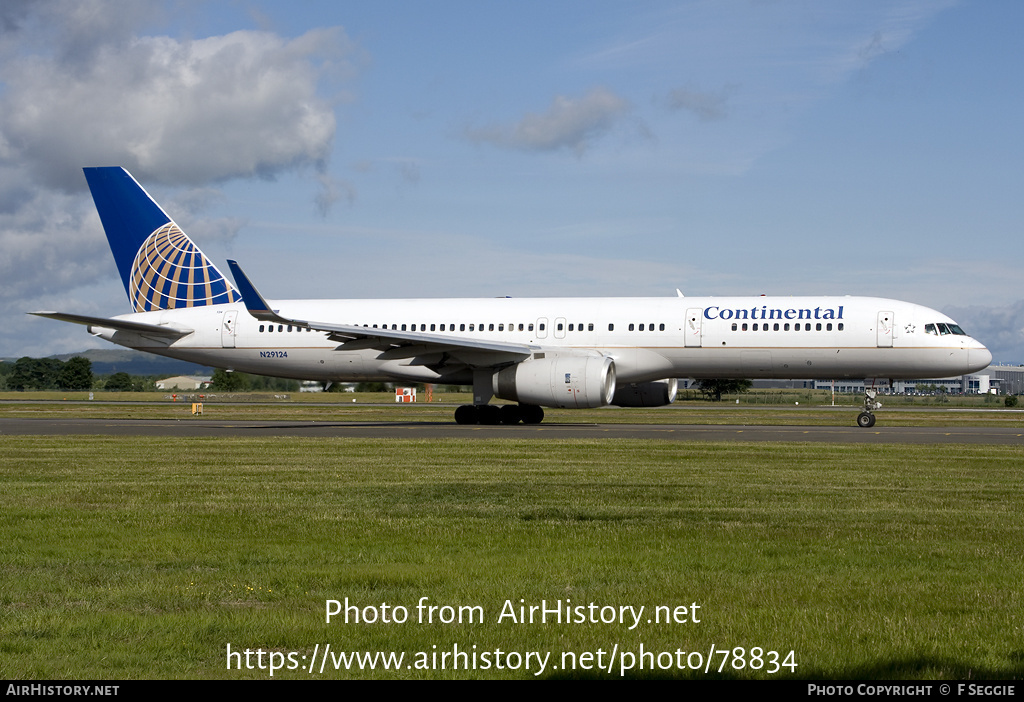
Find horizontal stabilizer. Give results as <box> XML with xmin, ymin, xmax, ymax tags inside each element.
<box><xmin>29</xmin><ymin>311</ymin><xmax>192</xmax><ymax>338</ymax></box>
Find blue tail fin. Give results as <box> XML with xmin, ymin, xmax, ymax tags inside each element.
<box><xmin>83</xmin><ymin>167</ymin><xmax>241</xmax><ymax>312</ymax></box>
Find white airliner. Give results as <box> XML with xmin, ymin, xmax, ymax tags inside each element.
<box><xmin>32</xmin><ymin>167</ymin><xmax>991</xmax><ymax>427</ymax></box>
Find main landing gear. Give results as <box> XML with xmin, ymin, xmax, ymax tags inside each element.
<box><xmin>857</xmin><ymin>389</ymin><xmax>882</xmax><ymax>428</ymax></box>
<box><xmin>454</xmin><ymin>404</ymin><xmax>544</xmax><ymax>425</ymax></box>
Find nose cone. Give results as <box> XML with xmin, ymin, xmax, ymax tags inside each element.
<box><xmin>968</xmin><ymin>340</ymin><xmax>992</xmax><ymax>373</ymax></box>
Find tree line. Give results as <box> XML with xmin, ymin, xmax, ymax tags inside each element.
<box><xmin>0</xmin><ymin>357</ymin><xmax>299</xmax><ymax>392</ymax></box>
<box><xmin>0</xmin><ymin>357</ymin><xmax>95</xmax><ymax>391</ymax></box>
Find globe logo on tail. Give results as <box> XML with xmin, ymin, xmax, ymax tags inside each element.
<box><xmin>129</xmin><ymin>223</ymin><xmax>241</xmax><ymax>312</ymax></box>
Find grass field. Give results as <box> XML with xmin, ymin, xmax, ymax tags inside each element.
<box><xmin>2</xmin><ymin>433</ymin><xmax>1023</xmax><ymax>679</ymax></box>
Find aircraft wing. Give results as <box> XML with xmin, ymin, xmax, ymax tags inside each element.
<box><xmin>226</xmin><ymin>260</ymin><xmax>535</xmax><ymax>363</ymax></box>
<box><xmin>29</xmin><ymin>311</ymin><xmax>193</xmax><ymax>338</ymax></box>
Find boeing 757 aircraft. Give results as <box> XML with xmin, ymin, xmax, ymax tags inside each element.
<box><xmin>32</xmin><ymin>167</ymin><xmax>991</xmax><ymax>426</ymax></box>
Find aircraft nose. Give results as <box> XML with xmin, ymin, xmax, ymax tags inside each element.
<box><xmin>969</xmin><ymin>342</ymin><xmax>992</xmax><ymax>371</ymax></box>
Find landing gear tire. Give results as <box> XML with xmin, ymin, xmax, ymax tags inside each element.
<box><xmin>477</xmin><ymin>405</ymin><xmax>501</xmax><ymax>425</ymax></box>
<box><xmin>857</xmin><ymin>411</ymin><xmax>876</xmax><ymax>428</ymax></box>
<box><xmin>454</xmin><ymin>404</ymin><xmax>544</xmax><ymax>425</ymax></box>
<box><xmin>454</xmin><ymin>405</ymin><xmax>478</xmax><ymax>425</ymax></box>
<box><xmin>519</xmin><ymin>405</ymin><xmax>544</xmax><ymax>425</ymax></box>
<box><xmin>499</xmin><ymin>405</ymin><xmax>522</xmax><ymax>425</ymax></box>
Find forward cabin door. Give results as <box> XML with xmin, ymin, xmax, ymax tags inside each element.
<box><xmin>876</xmin><ymin>311</ymin><xmax>894</xmax><ymax>348</ymax></box>
<box><xmin>685</xmin><ymin>308</ymin><xmax>703</xmax><ymax>348</ymax></box>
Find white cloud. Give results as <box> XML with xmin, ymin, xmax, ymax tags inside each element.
<box><xmin>465</xmin><ymin>88</ymin><xmax>630</xmax><ymax>155</ymax></box>
<box><xmin>0</xmin><ymin>1</ymin><xmax>358</xmax><ymax>356</ymax></box>
<box><xmin>0</xmin><ymin>27</ymin><xmax>348</xmax><ymax>191</ymax></box>
<box><xmin>0</xmin><ymin>190</ymin><xmax>108</xmax><ymax>302</ymax></box>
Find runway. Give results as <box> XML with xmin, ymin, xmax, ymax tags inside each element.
<box><xmin>2</xmin><ymin>417</ymin><xmax>1022</xmax><ymax>444</ymax></box>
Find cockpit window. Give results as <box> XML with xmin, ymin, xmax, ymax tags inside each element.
<box><xmin>929</xmin><ymin>322</ymin><xmax>967</xmax><ymax>336</ymax></box>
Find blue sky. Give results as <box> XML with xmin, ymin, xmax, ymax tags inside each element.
<box><xmin>1</xmin><ymin>0</ymin><xmax>1021</xmax><ymax>362</ymax></box>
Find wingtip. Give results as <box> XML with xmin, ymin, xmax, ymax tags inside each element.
<box><xmin>226</xmin><ymin>259</ymin><xmax>276</xmax><ymax>318</ymax></box>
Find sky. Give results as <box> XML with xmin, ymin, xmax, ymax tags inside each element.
<box><xmin>1</xmin><ymin>0</ymin><xmax>1022</xmax><ymax>363</ymax></box>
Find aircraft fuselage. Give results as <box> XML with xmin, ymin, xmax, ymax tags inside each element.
<box><xmin>88</xmin><ymin>294</ymin><xmax>991</xmax><ymax>386</ymax></box>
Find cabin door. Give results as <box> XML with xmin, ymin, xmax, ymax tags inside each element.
<box><xmin>221</xmin><ymin>310</ymin><xmax>238</xmax><ymax>348</ymax></box>
<box><xmin>876</xmin><ymin>311</ymin><xmax>893</xmax><ymax>348</ymax></box>
<box><xmin>685</xmin><ymin>308</ymin><xmax>703</xmax><ymax>347</ymax></box>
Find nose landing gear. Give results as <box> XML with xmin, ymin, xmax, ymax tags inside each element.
<box><xmin>857</xmin><ymin>390</ymin><xmax>882</xmax><ymax>427</ymax></box>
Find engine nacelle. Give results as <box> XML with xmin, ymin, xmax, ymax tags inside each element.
<box><xmin>492</xmin><ymin>352</ymin><xmax>616</xmax><ymax>409</ymax></box>
<box><xmin>611</xmin><ymin>378</ymin><xmax>678</xmax><ymax>407</ymax></box>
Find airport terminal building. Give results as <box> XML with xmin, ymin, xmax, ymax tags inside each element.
<box><xmin>704</xmin><ymin>364</ymin><xmax>1024</xmax><ymax>395</ymax></box>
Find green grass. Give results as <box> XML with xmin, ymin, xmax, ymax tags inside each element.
<box><xmin>2</xmin><ymin>436</ymin><xmax>1023</xmax><ymax>678</ymax></box>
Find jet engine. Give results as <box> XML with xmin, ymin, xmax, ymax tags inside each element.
<box><xmin>492</xmin><ymin>352</ymin><xmax>615</xmax><ymax>409</ymax></box>
<box><xmin>610</xmin><ymin>378</ymin><xmax>679</xmax><ymax>407</ymax></box>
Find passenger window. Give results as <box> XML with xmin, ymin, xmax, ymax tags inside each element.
<box><xmin>568</xmin><ymin>324</ymin><xmax>574</xmax><ymax>331</ymax></box>
<box><xmin>826</xmin><ymin>323</ymin><xmax>832</xmax><ymax>331</ymax></box>
<box><xmin>629</xmin><ymin>323</ymin><xmax>635</xmax><ymax>331</ymax></box>
<box><xmin>816</xmin><ymin>323</ymin><xmax>822</xmax><ymax>331</ymax></box>
<box><xmin>773</xmin><ymin>323</ymin><xmax>779</xmax><ymax>331</ymax></box>
<box><xmin>259</xmin><ymin>325</ymin><xmax>265</xmax><ymax>332</ymax></box>
<box><xmin>608</xmin><ymin>324</ymin><xmax>614</xmax><ymax>331</ymax></box>
<box><xmin>588</xmin><ymin>323</ymin><xmax>594</xmax><ymax>331</ymax></box>
<box><xmin>731</xmin><ymin>323</ymin><xmax>737</xmax><ymax>331</ymax></box>
<box><xmin>659</xmin><ymin>323</ymin><xmax>665</xmax><ymax>331</ymax></box>
<box><xmin>528</xmin><ymin>323</ymin><xmax>534</xmax><ymax>331</ymax></box>
<box><xmin>838</xmin><ymin>323</ymin><xmax>844</xmax><ymax>331</ymax></box>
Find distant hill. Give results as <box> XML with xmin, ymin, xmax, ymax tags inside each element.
<box><xmin>46</xmin><ymin>349</ymin><xmax>213</xmax><ymax>377</ymax></box>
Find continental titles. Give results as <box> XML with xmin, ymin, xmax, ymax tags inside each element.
<box><xmin>704</xmin><ymin>305</ymin><xmax>844</xmax><ymax>321</ymax></box>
